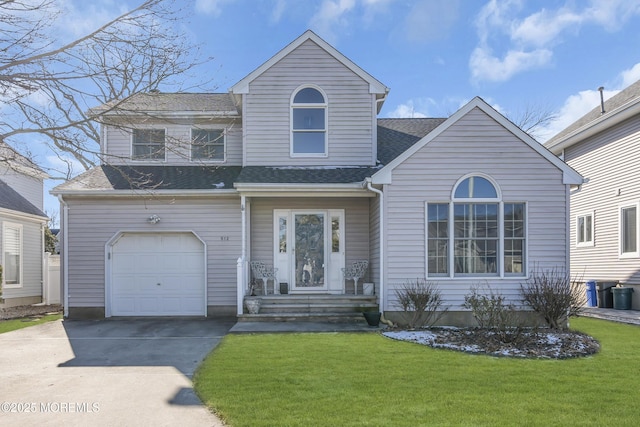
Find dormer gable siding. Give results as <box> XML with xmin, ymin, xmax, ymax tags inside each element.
<box><xmin>242</xmin><ymin>39</ymin><xmax>376</xmax><ymax>167</ymax></box>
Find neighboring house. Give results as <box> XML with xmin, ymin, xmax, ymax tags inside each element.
<box><xmin>52</xmin><ymin>31</ymin><xmax>581</xmax><ymax>323</ymax></box>
<box><xmin>0</xmin><ymin>143</ymin><xmax>49</xmax><ymax>308</ymax></box>
<box><xmin>545</xmin><ymin>80</ymin><xmax>640</xmax><ymax>308</ymax></box>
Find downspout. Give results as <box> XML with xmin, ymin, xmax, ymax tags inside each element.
<box><xmin>366</xmin><ymin>178</ymin><xmax>392</xmax><ymax>325</ymax></box>
<box><xmin>58</xmin><ymin>195</ymin><xmax>69</xmax><ymax>318</ymax></box>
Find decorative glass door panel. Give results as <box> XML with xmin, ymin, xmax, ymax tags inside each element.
<box><xmin>293</xmin><ymin>213</ymin><xmax>326</xmax><ymax>290</ymax></box>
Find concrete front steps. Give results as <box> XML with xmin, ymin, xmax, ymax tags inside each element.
<box><xmin>239</xmin><ymin>294</ymin><xmax>378</xmax><ymax>323</ymax></box>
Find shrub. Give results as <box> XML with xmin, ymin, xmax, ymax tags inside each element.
<box><xmin>521</xmin><ymin>267</ymin><xmax>585</xmax><ymax>330</ymax></box>
<box><xmin>394</xmin><ymin>279</ymin><xmax>447</xmax><ymax>329</ymax></box>
<box><xmin>463</xmin><ymin>283</ymin><xmax>525</xmax><ymax>343</ymax></box>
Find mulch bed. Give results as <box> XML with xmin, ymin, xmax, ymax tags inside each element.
<box><xmin>0</xmin><ymin>304</ymin><xmax>62</xmax><ymax>320</ymax></box>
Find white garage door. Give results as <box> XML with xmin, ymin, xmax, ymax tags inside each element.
<box><xmin>111</xmin><ymin>233</ymin><xmax>205</xmax><ymax>316</ymax></box>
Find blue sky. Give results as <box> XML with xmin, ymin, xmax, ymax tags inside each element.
<box><xmin>22</xmin><ymin>0</ymin><xmax>640</xmax><ymax>218</ymax></box>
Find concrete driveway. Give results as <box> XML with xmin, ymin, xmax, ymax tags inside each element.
<box><xmin>0</xmin><ymin>318</ymin><xmax>235</xmax><ymax>427</ymax></box>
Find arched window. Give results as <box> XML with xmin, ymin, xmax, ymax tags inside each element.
<box><xmin>291</xmin><ymin>86</ymin><xmax>327</xmax><ymax>156</ymax></box>
<box><xmin>426</xmin><ymin>174</ymin><xmax>526</xmax><ymax>277</ymax></box>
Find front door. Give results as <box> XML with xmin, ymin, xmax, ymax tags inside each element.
<box><xmin>274</xmin><ymin>210</ymin><xmax>344</xmax><ymax>294</ymax></box>
<box><xmin>293</xmin><ymin>213</ymin><xmax>326</xmax><ymax>291</ymax></box>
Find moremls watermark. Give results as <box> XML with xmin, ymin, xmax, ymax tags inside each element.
<box><xmin>1</xmin><ymin>402</ymin><xmax>100</xmax><ymax>413</ymax></box>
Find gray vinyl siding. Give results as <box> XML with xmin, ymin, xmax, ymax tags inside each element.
<box><xmin>249</xmin><ymin>197</ymin><xmax>371</xmax><ymax>277</ymax></box>
<box><xmin>0</xmin><ymin>166</ymin><xmax>44</xmax><ymax>210</ymax></box>
<box><xmin>103</xmin><ymin>120</ymin><xmax>242</xmax><ymax>166</ymax></box>
<box><xmin>383</xmin><ymin>107</ymin><xmax>569</xmax><ymax>310</ymax></box>
<box><xmin>243</xmin><ymin>40</ymin><xmax>375</xmax><ymax>167</ymax></box>
<box><xmin>63</xmin><ymin>196</ymin><xmax>241</xmax><ymax>308</ymax></box>
<box><xmin>1</xmin><ymin>215</ymin><xmax>44</xmax><ymax>300</ymax></box>
<box><xmin>564</xmin><ymin>114</ymin><xmax>640</xmax><ymax>285</ymax></box>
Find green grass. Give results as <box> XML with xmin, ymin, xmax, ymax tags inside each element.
<box><xmin>194</xmin><ymin>318</ymin><xmax>640</xmax><ymax>426</ymax></box>
<box><xmin>0</xmin><ymin>314</ymin><xmax>62</xmax><ymax>334</ymax></box>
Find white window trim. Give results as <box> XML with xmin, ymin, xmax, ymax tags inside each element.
<box><xmin>189</xmin><ymin>127</ymin><xmax>227</xmax><ymax>163</ymax></box>
<box><xmin>130</xmin><ymin>127</ymin><xmax>167</xmax><ymax>162</ymax></box>
<box><xmin>576</xmin><ymin>211</ymin><xmax>595</xmax><ymax>247</ymax></box>
<box><xmin>619</xmin><ymin>202</ymin><xmax>640</xmax><ymax>258</ymax></box>
<box><xmin>290</xmin><ymin>85</ymin><xmax>328</xmax><ymax>158</ymax></box>
<box><xmin>425</xmin><ymin>174</ymin><xmax>527</xmax><ymax>279</ymax></box>
<box><xmin>2</xmin><ymin>221</ymin><xmax>23</xmax><ymax>288</ymax></box>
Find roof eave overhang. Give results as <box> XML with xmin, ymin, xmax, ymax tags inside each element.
<box><xmin>0</xmin><ymin>207</ymin><xmax>48</xmax><ymax>222</ymax></box>
<box><xmin>51</xmin><ymin>189</ymin><xmax>239</xmax><ymax>198</ymax></box>
<box><xmin>545</xmin><ymin>98</ymin><xmax>640</xmax><ymax>154</ymax></box>
<box><xmin>234</xmin><ymin>182</ymin><xmax>373</xmax><ymax>197</ymax></box>
<box><xmin>95</xmin><ymin>111</ymin><xmax>241</xmax><ymax>120</ymax></box>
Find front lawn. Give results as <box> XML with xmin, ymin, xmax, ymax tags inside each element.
<box><xmin>0</xmin><ymin>314</ymin><xmax>62</xmax><ymax>334</ymax></box>
<box><xmin>194</xmin><ymin>318</ymin><xmax>640</xmax><ymax>426</ymax></box>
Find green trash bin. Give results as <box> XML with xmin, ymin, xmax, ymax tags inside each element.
<box><xmin>612</xmin><ymin>287</ymin><xmax>634</xmax><ymax>310</ymax></box>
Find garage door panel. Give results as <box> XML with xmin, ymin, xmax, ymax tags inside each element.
<box><xmin>111</xmin><ymin>233</ymin><xmax>205</xmax><ymax>316</ymax></box>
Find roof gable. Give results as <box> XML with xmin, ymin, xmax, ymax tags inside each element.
<box><xmin>372</xmin><ymin>97</ymin><xmax>582</xmax><ymax>185</ymax></box>
<box><xmin>230</xmin><ymin>30</ymin><xmax>388</xmax><ymax>97</ymax></box>
<box><xmin>0</xmin><ymin>178</ymin><xmax>47</xmax><ymax>217</ymax></box>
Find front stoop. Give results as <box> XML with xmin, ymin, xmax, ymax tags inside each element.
<box><xmin>239</xmin><ymin>294</ymin><xmax>378</xmax><ymax>323</ymax></box>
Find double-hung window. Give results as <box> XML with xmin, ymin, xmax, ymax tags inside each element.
<box><xmin>291</xmin><ymin>86</ymin><xmax>327</xmax><ymax>156</ymax></box>
<box><xmin>191</xmin><ymin>129</ymin><xmax>225</xmax><ymax>161</ymax></box>
<box><xmin>426</xmin><ymin>175</ymin><xmax>526</xmax><ymax>278</ymax></box>
<box><xmin>576</xmin><ymin>212</ymin><xmax>594</xmax><ymax>247</ymax></box>
<box><xmin>132</xmin><ymin>129</ymin><xmax>165</xmax><ymax>160</ymax></box>
<box><xmin>620</xmin><ymin>204</ymin><xmax>639</xmax><ymax>257</ymax></box>
<box><xmin>2</xmin><ymin>222</ymin><xmax>22</xmax><ymax>287</ymax></box>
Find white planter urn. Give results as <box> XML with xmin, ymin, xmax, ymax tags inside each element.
<box><xmin>245</xmin><ymin>298</ymin><xmax>261</xmax><ymax>314</ymax></box>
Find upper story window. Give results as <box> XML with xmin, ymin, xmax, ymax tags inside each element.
<box><xmin>427</xmin><ymin>174</ymin><xmax>526</xmax><ymax>278</ymax></box>
<box><xmin>2</xmin><ymin>222</ymin><xmax>22</xmax><ymax>287</ymax></box>
<box><xmin>191</xmin><ymin>129</ymin><xmax>225</xmax><ymax>162</ymax></box>
<box><xmin>132</xmin><ymin>129</ymin><xmax>165</xmax><ymax>160</ymax></box>
<box><xmin>291</xmin><ymin>86</ymin><xmax>327</xmax><ymax>156</ymax></box>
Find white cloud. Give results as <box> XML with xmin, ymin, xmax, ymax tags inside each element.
<box><xmin>620</xmin><ymin>62</ymin><xmax>640</xmax><ymax>87</ymax></box>
<box><xmin>386</xmin><ymin>99</ymin><xmax>436</xmax><ymax>118</ymax></box>
<box><xmin>45</xmin><ymin>154</ymin><xmax>85</xmax><ymax>179</ymax></box>
<box><xmin>471</xmin><ymin>0</ymin><xmax>640</xmax><ymax>83</ymax></box>
<box><xmin>402</xmin><ymin>0</ymin><xmax>460</xmax><ymax>43</ymax></box>
<box><xmin>308</xmin><ymin>0</ymin><xmax>357</xmax><ymax>44</ymax></box>
<box><xmin>470</xmin><ymin>46</ymin><xmax>552</xmax><ymax>82</ymax></box>
<box><xmin>195</xmin><ymin>0</ymin><xmax>235</xmax><ymax>17</ymax></box>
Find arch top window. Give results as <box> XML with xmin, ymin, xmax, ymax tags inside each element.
<box><xmin>291</xmin><ymin>86</ymin><xmax>327</xmax><ymax>156</ymax></box>
<box><xmin>453</xmin><ymin>175</ymin><xmax>498</xmax><ymax>199</ymax></box>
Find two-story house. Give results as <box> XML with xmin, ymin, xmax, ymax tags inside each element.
<box><xmin>1</xmin><ymin>142</ymin><xmax>49</xmax><ymax>308</ymax></box>
<box><xmin>545</xmin><ymin>80</ymin><xmax>640</xmax><ymax>309</ymax></box>
<box><xmin>52</xmin><ymin>31</ymin><xmax>581</xmax><ymax>323</ymax></box>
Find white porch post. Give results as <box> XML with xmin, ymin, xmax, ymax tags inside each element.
<box><xmin>237</xmin><ymin>195</ymin><xmax>248</xmax><ymax>315</ymax></box>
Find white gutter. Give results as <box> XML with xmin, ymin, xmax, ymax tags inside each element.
<box><xmin>50</xmin><ymin>189</ymin><xmax>238</xmax><ymax>197</ymax></box>
<box><xmin>546</xmin><ymin>98</ymin><xmax>640</xmax><ymax>154</ymax></box>
<box><xmin>238</xmin><ymin>195</ymin><xmax>247</xmax><ymax>315</ymax></box>
<box><xmin>58</xmin><ymin>195</ymin><xmax>69</xmax><ymax>318</ymax></box>
<box><xmin>365</xmin><ymin>178</ymin><xmax>385</xmax><ymax>314</ymax></box>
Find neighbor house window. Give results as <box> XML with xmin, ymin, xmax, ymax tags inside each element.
<box><xmin>620</xmin><ymin>204</ymin><xmax>638</xmax><ymax>257</ymax></box>
<box><xmin>132</xmin><ymin>129</ymin><xmax>165</xmax><ymax>160</ymax></box>
<box><xmin>426</xmin><ymin>175</ymin><xmax>526</xmax><ymax>278</ymax></box>
<box><xmin>291</xmin><ymin>86</ymin><xmax>327</xmax><ymax>156</ymax></box>
<box><xmin>576</xmin><ymin>212</ymin><xmax>594</xmax><ymax>246</ymax></box>
<box><xmin>191</xmin><ymin>129</ymin><xmax>225</xmax><ymax>161</ymax></box>
<box><xmin>2</xmin><ymin>223</ymin><xmax>22</xmax><ymax>286</ymax></box>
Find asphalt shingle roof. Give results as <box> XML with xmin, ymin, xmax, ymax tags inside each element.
<box><xmin>55</xmin><ymin>117</ymin><xmax>446</xmax><ymax>191</ymax></box>
<box><xmin>547</xmin><ymin>79</ymin><xmax>640</xmax><ymax>145</ymax></box>
<box><xmin>55</xmin><ymin>165</ymin><xmax>242</xmax><ymax>192</ymax></box>
<box><xmin>94</xmin><ymin>93</ymin><xmax>238</xmax><ymax>115</ymax></box>
<box><xmin>0</xmin><ymin>179</ymin><xmax>46</xmax><ymax>217</ymax></box>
